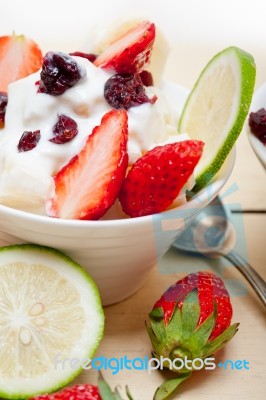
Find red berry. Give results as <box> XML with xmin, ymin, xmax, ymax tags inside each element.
<box><xmin>49</xmin><ymin>114</ymin><xmax>78</xmax><ymax>144</ymax></box>
<box><xmin>0</xmin><ymin>91</ymin><xmax>8</xmax><ymax>128</ymax></box>
<box><xmin>17</xmin><ymin>130</ymin><xmax>41</xmax><ymax>152</ymax></box>
<box><xmin>119</xmin><ymin>140</ymin><xmax>204</xmax><ymax>217</ymax></box>
<box><xmin>104</xmin><ymin>73</ymin><xmax>156</xmax><ymax>110</ymax></box>
<box><xmin>38</xmin><ymin>52</ymin><xmax>85</xmax><ymax>96</ymax></box>
<box><xmin>139</xmin><ymin>70</ymin><xmax>154</xmax><ymax>86</ymax></box>
<box><xmin>248</xmin><ymin>108</ymin><xmax>266</xmax><ymax>145</ymax></box>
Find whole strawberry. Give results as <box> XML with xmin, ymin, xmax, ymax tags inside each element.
<box><xmin>146</xmin><ymin>271</ymin><xmax>239</xmax><ymax>399</ymax></box>
<box><xmin>29</xmin><ymin>372</ymin><xmax>133</xmax><ymax>400</ymax></box>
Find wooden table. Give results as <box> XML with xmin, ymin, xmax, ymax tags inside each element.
<box><xmin>2</xmin><ymin>1</ymin><xmax>266</xmax><ymax>398</ymax></box>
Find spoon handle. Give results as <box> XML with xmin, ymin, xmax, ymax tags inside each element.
<box><xmin>224</xmin><ymin>251</ymin><xmax>266</xmax><ymax>308</ymax></box>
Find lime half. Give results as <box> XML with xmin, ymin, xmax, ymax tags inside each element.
<box><xmin>0</xmin><ymin>244</ymin><xmax>104</xmax><ymax>399</ymax></box>
<box><xmin>178</xmin><ymin>46</ymin><xmax>256</xmax><ymax>192</ymax></box>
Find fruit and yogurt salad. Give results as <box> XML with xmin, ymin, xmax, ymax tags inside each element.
<box><xmin>0</xmin><ymin>21</ymin><xmax>203</xmax><ymax>219</ymax></box>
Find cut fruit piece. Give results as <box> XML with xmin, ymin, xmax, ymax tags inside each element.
<box><xmin>88</xmin><ymin>18</ymin><xmax>168</xmax><ymax>84</ymax></box>
<box><xmin>0</xmin><ymin>33</ymin><xmax>42</xmax><ymax>91</ymax></box>
<box><xmin>47</xmin><ymin>109</ymin><xmax>128</xmax><ymax>220</ymax></box>
<box><xmin>178</xmin><ymin>46</ymin><xmax>256</xmax><ymax>192</ymax></box>
<box><xmin>119</xmin><ymin>140</ymin><xmax>204</xmax><ymax>217</ymax></box>
<box><xmin>94</xmin><ymin>21</ymin><xmax>155</xmax><ymax>73</ymax></box>
<box><xmin>0</xmin><ymin>244</ymin><xmax>104</xmax><ymax>399</ymax></box>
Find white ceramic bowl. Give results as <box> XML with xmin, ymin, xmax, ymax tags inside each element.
<box><xmin>0</xmin><ymin>83</ymin><xmax>235</xmax><ymax>306</ymax></box>
<box><xmin>0</xmin><ymin>154</ymin><xmax>235</xmax><ymax>306</ymax></box>
<box><xmin>247</xmin><ymin>83</ymin><xmax>266</xmax><ymax>169</ymax></box>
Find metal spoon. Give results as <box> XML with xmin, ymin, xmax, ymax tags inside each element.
<box><xmin>172</xmin><ymin>196</ymin><xmax>266</xmax><ymax>307</ymax></box>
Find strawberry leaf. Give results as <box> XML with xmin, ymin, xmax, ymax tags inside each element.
<box><xmin>149</xmin><ymin>307</ymin><xmax>164</xmax><ymax>320</ymax></box>
<box><xmin>98</xmin><ymin>371</ymin><xmax>114</xmax><ymax>398</ymax></box>
<box><xmin>145</xmin><ymin>321</ymin><xmax>161</xmax><ymax>350</ymax></box>
<box><xmin>98</xmin><ymin>371</ymin><xmax>134</xmax><ymax>400</ymax></box>
<box><xmin>114</xmin><ymin>388</ymin><xmax>125</xmax><ymax>400</ymax></box>
<box><xmin>165</xmin><ymin>305</ymin><xmax>182</xmax><ymax>342</ymax></box>
<box><xmin>148</xmin><ymin>310</ymin><xmax>167</xmax><ymax>342</ymax></box>
<box><xmin>187</xmin><ymin>310</ymin><xmax>216</xmax><ymax>357</ymax></box>
<box><xmin>200</xmin><ymin>322</ymin><xmax>240</xmax><ymax>358</ymax></box>
<box><xmin>181</xmin><ymin>289</ymin><xmax>200</xmax><ymax>339</ymax></box>
<box><xmin>153</xmin><ymin>372</ymin><xmax>192</xmax><ymax>400</ymax></box>
<box><xmin>126</xmin><ymin>386</ymin><xmax>134</xmax><ymax>400</ymax></box>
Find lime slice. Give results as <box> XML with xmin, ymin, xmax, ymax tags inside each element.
<box><xmin>178</xmin><ymin>46</ymin><xmax>256</xmax><ymax>192</ymax></box>
<box><xmin>0</xmin><ymin>244</ymin><xmax>104</xmax><ymax>399</ymax></box>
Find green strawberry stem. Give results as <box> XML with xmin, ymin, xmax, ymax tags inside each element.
<box><xmin>98</xmin><ymin>371</ymin><xmax>134</xmax><ymax>400</ymax></box>
<box><xmin>153</xmin><ymin>372</ymin><xmax>192</xmax><ymax>400</ymax></box>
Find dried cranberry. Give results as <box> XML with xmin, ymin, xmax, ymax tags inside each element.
<box><xmin>38</xmin><ymin>51</ymin><xmax>86</xmax><ymax>96</ymax></box>
<box><xmin>248</xmin><ymin>108</ymin><xmax>266</xmax><ymax>145</ymax></box>
<box><xmin>139</xmin><ymin>70</ymin><xmax>154</xmax><ymax>86</ymax></box>
<box><xmin>69</xmin><ymin>51</ymin><xmax>97</xmax><ymax>63</ymax></box>
<box><xmin>49</xmin><ymin>114</ymin><xmax>78</xmax><ymax>144</ymax></box>
<box><xmin>0</xmin><ymin>91</ymin><xmax>8</xmax><ymax>128</ymax></box>
<box><xmin>18</xmin><ymin>130</ymin><xmax>41</xmax><ymax>152</ymax></box>
<box><xmin>104</xmin><ymin>73</ymin><xmax>157</xmax><ymax>110</ymax></box>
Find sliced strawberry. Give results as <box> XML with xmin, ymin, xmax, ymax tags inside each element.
<box><xmin>119</xmin><ymin>140</ymin><xmax>204</xmax><ymax>218</ymax></box>
<box><xmin>29</xmin><ymin>384</ymin><xmax>101</xmax><ymax>400</ymax></box>
<box><xmin>94</xmin><ymin>21</ymin><xmax>155</xmax><ymax>73</ymax></box>
<box><xmin>0</xmin><ymin>33</ymin><xmax>42</xmax><ymax>91</ymax></box>
<box><xmin>48</xmin><ymin>110</ymin><xmax>128</xmax><ymax>220</ymax></box>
